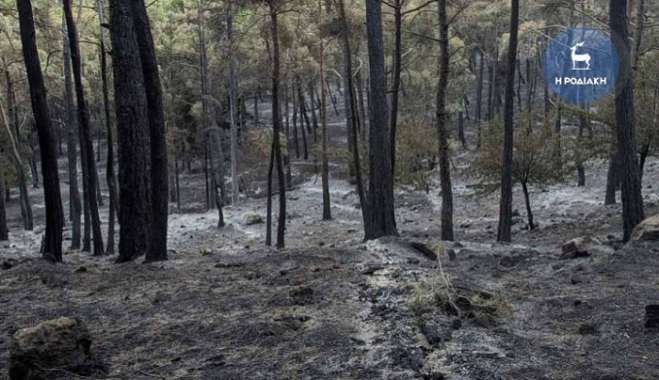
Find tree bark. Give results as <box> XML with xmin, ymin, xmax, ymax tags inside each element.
<box><xmin>364</xmin><ymin>0</ymin><xmax>397</xmax><ymax>239</ymax></box>
<box><xmin>475</xmin><ymin>48</ymin><xmax>484</xmax><ymax>147</ymax></box>
<box><xmin>109</xmin><ymin>0</ymin><xmax>151</xmax><ymax>262</ymax></box>
<box><xmin>17</xmin><ymin>0</ymin><xmax>65</xmax><ymax>262</ymax></box>
<box><xmin>3</xmin><ymin>67</ymin><xmax>33</xmax><ymax>231</ymax></box>
<box><xmin>64</xmin><ymin>0</ymin><xmax>104</xmax><ymax>256</ymax></box>
<box><xmin>227</xmin><ymin>7</ymin><xmax>240</xmax><ymax>204</ymax></box>
<box><xmin>609</xmin><ymin>0</ymin><xmax>645</xmax><ymax>241</ymax></box>
<box><xmin>319</xmin><ymin>1</ymin><xmax>331</xmax><ymax>221</ymax></box>
<box><xmin>62</xmin><ymin>18</ymin><xmax>81</xmax><ymax>250</ymax></box>
<box><xmin>97</xmin><ymin>0</ymin><xmax>117</xmax><ymax>255</ymax></box>
<box><xmin>268</xmin><ymin>0</ymin><xmax>286</xmax><ymax>248</ymax></box>
<box><xmin>390</xmin><ymin>0</ymin><xmax>402</xmax><ymax>175</ymax></box>
<box><xmin>132</xmin><ymin>0</ymin><xmax>169</xmax><ymax>261</ymax></box>
<box><xmin>436</xmin><ymin>0</ymin><xmax>454</xmax><ymax>242</ymax></box>
<box><xmin>496</xmin><ymin>0</ymin><xmax>519</xmax><ymax>243</ymax></box>
<box><xmin>521</xmin><ymin>181</ymin><xmax>535</xmax><ymax>230</ymax></box>
<box><xmin>0</xmin><ymin>170</ymin><xmax>8</xmax><ymax>241</ymax></box>
<box><xmin>337</xmin><ymin>0</ymin><xmax>367</xmax><ymax>223</ymax></box>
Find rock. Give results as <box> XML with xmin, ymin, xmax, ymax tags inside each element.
<box><xmin>242</xmin><ymin>213</ymin><xmax>264</xmax><ymax>226</ymax></box>
<box><xmin>9</xmin><ymin>317</ymin><xmax>101</xmax><ymax>379</ymax></box>
<box><xmin>645</xmin><ymin>305</ymin><xmax>659</xmax><ymax>329</ymax></box>
<box><xmin>74</xmin><ymin>266</ymin><xmax>87</xmax><ymax>273</ymax></box>
<box><xmin>560</xmin><ymin>237</ymin><xmax>593</xmax><ymax>259</ymax></box>
<box><xmin>631</xmin><ymin>215</ymin><xmax>659</xmax><ymax>241</ymax></box>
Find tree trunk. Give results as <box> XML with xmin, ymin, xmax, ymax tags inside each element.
<box><xmin>390</xmin><ymin>0</ymin><xmax>402</xmax><ymax>175</ymax></box>
<box><xmin>521</xmin><ymin>181</ymin><xmax>535</xmax><ymax>230</ymax></box>
<box><xmin>609</xmin><ymin>0</ymin><xmax>645</xmax><ymax>241</ymax></box>
<box><xmin>297</xmin><ymin>80</ymin><xmax>310</xmax><ymax>160</ymax></box>
<box><xmin>458</xmin><ymin>111</ymin><xmax>466</xmax><ymax>148</ymax></box>
<box><xmin>576</xmin><ymin>107</ymin><xmax>588</xmax><ymax>187</ymax></box>
<box><xmin>436</xmin><ymin>0</ymin><xmax>454</xmax><ymax>242</ymax></box>
<box><xmin>319</xmin><ymin>3</ymin><xmax>331</xmax><ymax>221</ymax></box>
<box><xmin>337</xmin><ymin>0</ymin><xmax>367</xmax><ymax>223</ymax></box>
<box><xmin>475</xmin><ymin>48</ymin><xmax>484</xmax><ymax>147</ymax></box>
<box><xmin>109</xmin><ymin>0</ymin><xmax>151</xmax><ymax>262</ymax></box>
<box><xmin>307</xmin><ymin>82</ymin><xmax>319</xmax><ymax>143</ymax></box>
<box><xmin>62</xmin><ymin>18</ymin><xmax>81</xmax><ymax>250</ymax></box>
<box><xmin>227</xmin><ymin>7</ymin><xmax>240</xmax><ymax>205</ymax></box>
<box><xmin>496</xmin><ymin>0</ymin><xmax>519</xmax><ymax>243</ymax></box>
<box><xmin>268</xmin><ymin>1</ymin><xmax>286</xmax><ymax>248</ymax></box>
<box><xmin>0</xmin><ymin>171</ymin><xmax>8</xmax><ymax>241</ymax></box>
<box><xmin>64</xmin><ymin>0</ymin><xmax>104</xmax><ymax>256</ymax></box>
<box><xmin>605</xmin><ymin>146</ymin><xmax>619</xmax><ymax>205</ymax></box>
<box><xmin>364</xmin><ymin>0</ymin><xmax>397</xmax><ymax>239</ymax></box>
<box><xmin>292</xmin><ymin>86</ymin><xmax>300</xmax><ymax>159</ymax></box>
<box><xmin>4</xmin><ymin>67</ymin><xmax>33</xmax><ymax>231</ymax></box>
<box><xmin>17</xmin><ymin>0</ymin><xmax>65</xmax><ymax>262</ymax></box>
<box><xmin>97</xmin><ymin>0</ymin><xmax>117</xmax><ymax>255</ymax></box>
<box><xmin>132</xmin><ymin>0</ymin><xmax>169</xmax><ymax>261</ymax></box>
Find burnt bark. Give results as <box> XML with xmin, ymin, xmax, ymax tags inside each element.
<box><xmin>609</xmin><ymin>0</ymin><xmax>645</xmax><ymax>241</ymax></box>
<box><xmin>62</xmin><ymin>19</ymin><xmax>81</xmax><ymax>249</ymax></box>
<box><xmin>132</xmin><ymin>0</ymin><xmax>169</xmax><ymax>261</ymax></box>
<box><xmin>17</xmin><ymin>0</ymin><xmax>65</xmax><ymax>262</ymax></box>
<box><xmin>436</xmin><ymin>0</ymin><xmax>454</xmax><ymax>241</ymax></box>
<box><xmin>364</xmin><ymin>0</ymin><xmax>397</xmax><ymax>239</ymax></box>
<box><xmin>109</xmin><ymin>0</ymin><xmax>151</xmax><ymax>262</ymax></box>
<box><xmin>64</xmin><ymin>0</ymin><xmax>104</xmax><ymax>256</ymax></box>
<box><xmin>497</xmin><ymin>0</ymin><xmax>519</xmax><ymax>243</ymax></box>
<box><xmin>0</xmin><ymin>172</ymin><xmax>7</xmax><ymax>241</ymax></box>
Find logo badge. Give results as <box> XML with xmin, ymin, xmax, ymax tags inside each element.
<box><xmin>544</xmin><ymin>27</ymin><xmax>619</xmax><ymax>105</ymax></box>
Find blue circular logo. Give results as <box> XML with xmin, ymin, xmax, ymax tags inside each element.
<box><xmin>544</xmin><ymin>27</ymin><xmax>619</xmax><ymax>105</ymax></box>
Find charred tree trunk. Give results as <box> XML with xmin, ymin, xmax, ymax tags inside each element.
<box><xmin>337</xmin><ymin>0</ymin><xmax>367</xmax><ymax>222</ymax></box>
<box><xmin>521</xmin><ymin>181</ymin><xmax>535</xmax><ymax>230</ymax></box>
<box><xmin>109</xmin><ymin>0</ymin><xmax>151</xmax><ymax>262</ymax></box>
<box><xmin>475</xmin><ymin>48</ymin><xmax>484</xmax><ymax>147</ymax></box>
<box><xmin>17</xmin><ymin>0</ymin><xmax>65</xmax><ymax>262</ymax></box>
<box><xmin>64</xmin><ymin>0</ymin><xmax>104</xmax><ymax>256</ymax></box>
<box><xmin>0</xmin><ymin>171</ymin><xmax>7</xmax><ymax>241</ymax></box>
<box><xmin>497</xmin><ymin>0</ymin><xmax>519</xmax><ymax>243</ymax></box>
<box><xmin>390</xmin><ymin>0</ymin><xmax>402</xmax><ymax>175</ymax></box>
<box><xmin>436</xmin><ymin>0</ymin><xmax>454</xmax><ymax>241</ymax></box>
<box><xmin>609</xmin><ymin>0</ymin><xmax>645</xmax><ymax>241</ymax></box>
<box><xmin>62</xmin><ymin>19</ymin><xmax>81</xmax><ymax>250</ymax></box>
<box><xmin>292</xmin><ymin>86</ymin><xmax>300</xmax><ymax>159</ymax></box>
<box><xmin>132</xmin><ymin>0</ymin><xmax>169</xmax><ymax>261</ymax></box>
<box><xmin>364</xmin><ymin>0</ymin><xmax>397</xmax><ymax>239</ymax></box>
<box><xmin>319</xmin><ymin>3</ymin><xmax>331</xmax><ymax>221</ymax></box>
<box><xmin>97</xmin><ymin>0</ymin><xmax>117</xmax><ymax>255</ymax></box>
<box><xmin>297</xmin><ymin>80</ymin><xmax>310</xmax><ymax>160</ymax></box>
<box><xmin>227</xmin><ymin>7</ymin><xmax>240</xmax><ymax>204</ymax></box>
<box><xmin>268</xmin><ymin>1</ymin><xmax>286</xmax><ymax>248</ymax></box>
<box><xmin>4</xmin><ymin>67</ymin><xmax>33</xmax><ymax>231</ymax></box>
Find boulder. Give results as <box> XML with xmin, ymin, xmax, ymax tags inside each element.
<box><xmin>631</xmin><ymin>215</ymin><xmax>659</xmax><ymax>241</ymax></box>
<box><xmin>560</xmin><ymin>237</ymin><xmax>593</xmax><ymax>259</ymax></box>
<box><xmin>242</xmin><ymin>213</ymin><xmax>264</xmax><ymax>226</ymax></box>
<box><xmin>9</xmin><ymin>317</ymin><xmax>100</xmax><ymax>380</ymax></box>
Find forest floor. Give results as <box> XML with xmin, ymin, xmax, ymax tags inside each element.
<box><xmin>2</xmin><ymin>102</ymin><xmax>659</xmax><ymax>379</ymax></box>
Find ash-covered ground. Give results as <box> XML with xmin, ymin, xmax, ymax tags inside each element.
<box><xmin>1</xmin><ymin>101</ymin><xmax>659</xmax><ymax>379</ymax></box>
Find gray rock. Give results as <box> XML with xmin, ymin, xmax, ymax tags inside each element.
<box><xmin>9</xmin><ymin>317</ymin><xmax>101</xmax><ymax>379</ymax></box>
<box><xmin>560</xmin><ymin>237</ymin><xmax>593</xmax><ymax>259</ymax></box>
<box><xmin>632</xmin><ymin>215</ymin><xmax>659</xmax><ymax>241</ymax></box>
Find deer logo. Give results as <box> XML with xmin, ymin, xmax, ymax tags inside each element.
<box><xmin>570</xmin><ymin>42</ymin><xmax>591</xmax><ymax>71</ymax></box>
